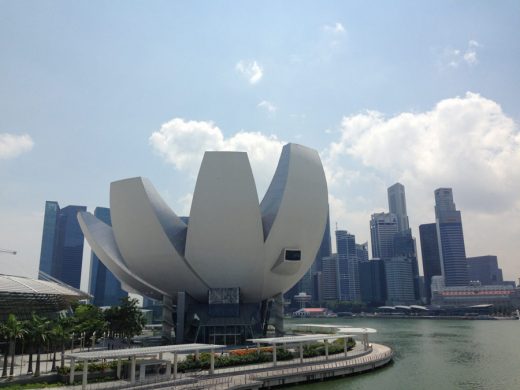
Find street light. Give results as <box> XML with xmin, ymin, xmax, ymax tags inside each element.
<box><xmin>0</xmin><ymin>248</ymin><xmax>17</xmax><ymax>255</ymax></box>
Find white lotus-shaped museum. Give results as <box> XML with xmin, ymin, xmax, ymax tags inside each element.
<box><xmin>78</xmin><ymin>143</ymin><xmax>328</xmax><ymax>304</ymax></box>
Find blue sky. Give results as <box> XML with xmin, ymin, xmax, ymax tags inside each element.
<box><xmin>1</xmin><ymin>1</ymin><xmax>520</xmax><ymax>288</ymax></box>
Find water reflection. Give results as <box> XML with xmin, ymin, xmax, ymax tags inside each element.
<box><xmin>286</xmin><ymin>317</ymin><xmax>520</xmax><ymax>390</ymax></box>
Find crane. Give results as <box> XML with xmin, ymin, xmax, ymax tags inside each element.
<box><xmin>0</xmin><ymin>248</ymin><xmax>17</xmax><ymax>255</ymax></box>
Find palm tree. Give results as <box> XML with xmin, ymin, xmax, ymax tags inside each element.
<box><xmin>58</xmin><ymin>317</ymin><xmax>72</xmax><ymax>369</ymax></box>
<box><xmin>50</xmin><ymin>321</ymin><xmax>69</xmax><ymax>372</ymax></box>
<box><xmin>24</xmin><ymin>317</ymin><xmax>36</xmax><ymax>375</ymax></box>
<box><xmin>30</xmin><ymin>314</ymin><xmax>50</xmax><ymax>377</ymax></box>
<box><xmin>2</xmin><ymin>314</ymin><xmax>26</xmax><ymax>378</ymax></box>
<box><xmin>0</xmin><ymin>321</ymin><xmax>9</xmax><ymax>378</ymax></box>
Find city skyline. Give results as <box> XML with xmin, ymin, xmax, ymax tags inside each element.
<box><xmin>1</xmin><ymin>2</ymin><xmax>520</xmax><ymax>287</ymax></box>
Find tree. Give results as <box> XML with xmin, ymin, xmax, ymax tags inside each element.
<box><xmin>105</xmin><ymin>297</ymin><xmax>145</xmax><ymax>343</ymax></box>
<box><xmin>2</xmin><ymin>314</ymin><xmax>26</xmax><ymax>378</ymax></box>
<box><xmin>23</xmin><ymin>317</ymin><xmax>36</xmax><ymax>375</ymax></box>
<box><xmin>0</xmin><ymin>320</ymin><xmax>9</xmax><ymax>378</ymax></box>
<box><xmin>71</xmin><ymin>304</ymin><xmax>106</xmax><ymax>348</ymax></box>
<box><xmin>30</xmin><ymin>314</ymin><xmax>50</xmax><ymax>377</ymax></box>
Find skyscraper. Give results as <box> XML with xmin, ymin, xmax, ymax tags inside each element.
<box><xmin>321</xmin><ymin>255</ymin><xmax>340</xmax><ymax>301</ymax></box>
<box><xmin>467</xmin><ymin>255</ymin><xmax>503</xmax><ymax>285</ymax></box>
<box><xmin>336</xmin><ymin>230</ymin><xmax>360</xmax><ymax>301</ymax></box>
<box><xmin>419</xmin><ymin>223</ymin><xmax>442</xmax><ymax>303</ymax></box>
<box><xmin>384</xmin><ymin>256</ymin><xmax>415</xmax><ymax>305</ymax></box>
<box><xmin>434</xmin><ymin>188</ymin><xmax>469</xmax><ymax>287</ymax></box>
<box><xmin>387</xmin><ymin>183</ymin><xmax>410</xmax><ymax>233</ymax></box>
<box><xmin>359</xmin><ymin>259</ymin><xmax>386</xmax><ymax>306</ymax></box>
<box><xmin>356</xmin><ymin>242</ymin><xmax>369</xmax><ymax>263</ymax></box>
<box><xmin>89</xmin><ymin>207</ymin><xmax>128</xmax><ymax>306</ymax></box>
<box><xmin>285</xmin><ymin>211</ymin><xmax>331</xmax><ymax>303</ymax></box>
<box><xmin>38</xmin><ymin>201</ymin><xmax>86</xmax><ymax>288</ymax></box>
<box><xmin>393</xmin><ymin>230</ymin><xmax>420</xmax><ymax>300</ymax></box>
<box><xmin>370</xmin><ymin>213</ymin><xmax>398</xmax><ymax>259</ymax></box>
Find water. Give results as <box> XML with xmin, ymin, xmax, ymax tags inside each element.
<box><xmin>285</xmin><ymin>317</ymin><xmax>520</xmax><ymax>390</ymax></box>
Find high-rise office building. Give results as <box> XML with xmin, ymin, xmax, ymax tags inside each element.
<box><xmin>89</xmin><ymin>207</ymin><xmax>128</xmax><ymax>306</ymax></box>
<box><xmin>336</xmin><ymin>230</ymin><xmax>360</xmax><ymax>301</ymax></box>
<box><xmin>370</xmin><ymin>213</ymin><xmax>398</xmax><ymax>259</ymax></box>
<box><xmin>467</xmin><ymin>255</ymin><xmax>503</xmax><ymax>285</ymax></box>
<box><xmin>393</xmin><ymin>230</ymin><xmax>420</xmax><ymax>300</ymax></box>
<box><xmin>356</xmin><ymin>242</ymin><xmax>369</xmax><ymax>263</ymax></box>
<box><xmin>285</xmin><ymin>212</ymin><xmax>331</xmax><ymax>303</ymax></box>
<box><xmin>419</xmin><ymin>223</ymin><xmax>443</xmax><ymax>303</ymax></box>
<box><xmin>384</xmin><ymin>256</ymin><xmax>415</xmax><ymax>305</ymax></box>
<box><xmin>387</xmin><ymin>183</ymin><xmax>410</xmax><ymax>233</ymax></box>
<box><xmin>38</xmin><ymin>201</ymin><xmax>86</xmax><ymax>288</ymax></box>
<box><xmin>321</xmin><ymin>255</ymin><xmax>340</xmax><ymax>301</ymax></box>
<box><xmin>434</xmin><ymin>188</ymin><xmax>469</xmax><ymax>287</ymax></box>
<box><xmin>359</xmin><ymin>259</ymin><xmax>386</xmax><ymax>306</ymax></box>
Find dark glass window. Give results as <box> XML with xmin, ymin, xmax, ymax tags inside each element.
<box><xmin>285</xmin><ymin>250</ymin><xmax>301</xmax><ymax>261</ymax></box>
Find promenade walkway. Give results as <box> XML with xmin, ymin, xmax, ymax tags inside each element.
<box><xmin>58</xmin><ymin>342</ymin><xmax>392</xmax><ymax>390</ymax></box>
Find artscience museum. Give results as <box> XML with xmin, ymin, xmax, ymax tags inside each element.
<box><xmin>78</xmin><ymin>143</ymin><xmax>329</xmax><ymax>344</ymax></box>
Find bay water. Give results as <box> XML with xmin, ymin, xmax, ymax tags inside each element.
<box><xmin>285</xmin><ymin>317</ymin><xmax>520</xmax><ymax>389</ymax></box>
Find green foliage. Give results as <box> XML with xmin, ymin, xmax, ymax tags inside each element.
<box><xmin>0</xmin><ymin>382</ymin><xmax>65</xmax><ymax>389</ymax></box>
<box><xmin>177</xmin><ymin>348</ymin><xmax>294</xmax><ymax>372</ymax></box>
<box><xmin>57</xmin><ymin>360</ymin><xmax>119</xmax><ymax>374</ymax></box>
<box><xmin>2</xmin><ymin>314</ymin><xmax>26</xmax><ymax>341</ymax></box>
<box><xmin>301</xmin><ymin>338</ymin><xmax>356</xmax><ymax>357</ymax></box>
<box><xmin>71</xmin><ymin>304</ymin><xmax>106</xmax><ymax>344</ymax></box>
<box><xmin>104</xmin><ymin>297</ymin><xmax>145</xmax><ymax>340</ymax></box>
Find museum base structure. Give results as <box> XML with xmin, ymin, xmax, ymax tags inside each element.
<box><xmin>172</xmin><ymin>288</ymin><xmax>284</xmax><ymax>345</ymax></box>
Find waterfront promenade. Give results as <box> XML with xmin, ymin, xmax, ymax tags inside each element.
<box><xmin>52</xmin><ymin>342</ymin><xmax>392</xmax><ymax>390</ymax></box>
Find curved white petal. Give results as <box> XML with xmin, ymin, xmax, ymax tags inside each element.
<box><xmin>185</xmin><ymin>152</ymin><xmax>265</xmax><ymax>301</ymax></box>
<box><xmin>110</xmin><ymin>177</ymin><xmax>208</xmax><ymax>300</ymax></box>
<box><xmin>260</xmin><ymin>143</ymin><xmax>329</xmax><ymax>299</ymax></box>
<box><xmin>77</xmin><ymin>211</ymin><xmax>167</xmax><ymax>300</ymax></box>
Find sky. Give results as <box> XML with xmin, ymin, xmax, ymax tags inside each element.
<box><xmin>1</xmin><ymin>1</ymin><xmax>520</xmax><ymax>291</ymax></box>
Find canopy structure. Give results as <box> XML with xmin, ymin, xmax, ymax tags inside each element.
<box><xmin>248</xmin><ymin>332</ymin><xmax>356</xmax><ymax>367</ymax></box>
<box><xmin>66</xmin><ymin>343</ymin><xmax>225</xmax><ymax>389</ymax></box>
<box><xmin>0</xmin><ymin>273</ymin><xmax>90</xmax><ymax>320</ymax></box>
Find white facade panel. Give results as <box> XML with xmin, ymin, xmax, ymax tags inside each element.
<box><xmin>185</xmin><ymin>152</ymin><xmax>265</xmax><ymax>302</ymax></box>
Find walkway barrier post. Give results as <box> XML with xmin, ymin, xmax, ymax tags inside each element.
<box><xmin>130</xmin><ymin>355</ymin><xmax>136</xmax><ymax>384</ymax></box>
<box><xmin>299</xmin><ymin>343</ymin><xmax>303</xmax><ymax>364</ymax></box>
<box><xmin>69</xmin><ymin>357</ymin><xmax>75</xmax><ymax>385</ymax></box>
<box><xmin>210</xmin><ymin>349</ymin><xmax>215</xmax><ymax>374</ymax></box>
<box><xmin>273</xmin><ymin>344</ymin><xmax>277</xmax><ymax>367</ymax></box>
<box><xmin>82</xmin><ymin>359</ymin><xmax>88</xmax><ymax>390</ymax></box>
<box><xmin>173</xmin><ymin>352</ymin><xmax>178</xmax><ymax>379</ymax></box>
<box><xmin>116</xmin><ymin>359</ymin><xmax>121</xmax><ymax>379</ymax></box>
<box><xmin>325</xmin><ymin>340</ymin><xmax>329</xmax><ymax>360</ymax></box>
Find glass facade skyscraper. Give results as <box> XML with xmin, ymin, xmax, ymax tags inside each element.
<box><xmin>387</xmin><ymin>182</ymin><xmax>410</xmax><ymax>233</ymax></box>
<box><xmin>336</xmin><ymin>230</ymin><xmax>360</xmax><ymax>301</ymax></box>
<box><xmin>419</xmin><ymin>223</ymin><xmax>442</xmax><ymax>303</ymax></box>
<box><xmin>370</xmin><ymin>212</ymin><xmax>398</xmax><ymax>259</ymax></box>
<box><xmin>88</xmin><ymin>207</ymin><xmax>128</xmax><ymax>306</ymax></box>
<box><xmin>434</xmin><ymin>188</ymin><xmax>469</xmax><ymax>287</ymax></box>
<box><xmin>38</xmin><ymin>201</ymin><xmax>86</xmax><ymax>288</ymax></box>
<box><xmin>285</xmin><ymin>211</ymin><xmax>331</xmax><ymax>303</ymax></box>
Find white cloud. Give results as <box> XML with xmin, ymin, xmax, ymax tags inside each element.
<box><xmin>330</xmin><ymin>92</ymin><xmax>520</xmax><ymax>211</ymax></box>
<box><xmin>325</xmin><ymin>92</ymin><xmax>520</xmax><ymax>278</ymax></box>
<box><xmin>0</xmin><ymin>133</ymin><xmax>34</xmax><ymax>159</ymax></box>
<box><xmin>442</xmin><ymin>40</ymin><xmax>480</xmax><ymax>68</ymax></box>
<box><xmin>149</xmin><ymin>118</ymin><xmax>284</xmax><ymax>196</ymax></box>
<box><xmin>235</xmin><ymin>60</ymin><xmax>263</xmax><ymax>84</ymax></box>
<box><xmin>463</xmin><ymin>40</ymin><xmax>480</xmax><ymax>65</ymax></box>
<box><xmin>257</xmin><ymin>100</ymin><xmax>277</xmax><ymax>113</ymax></box>
<box><xmin>323</xmin><ymin>22</ymin><xmax>345</xmax><ymax>34</ymax></box>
